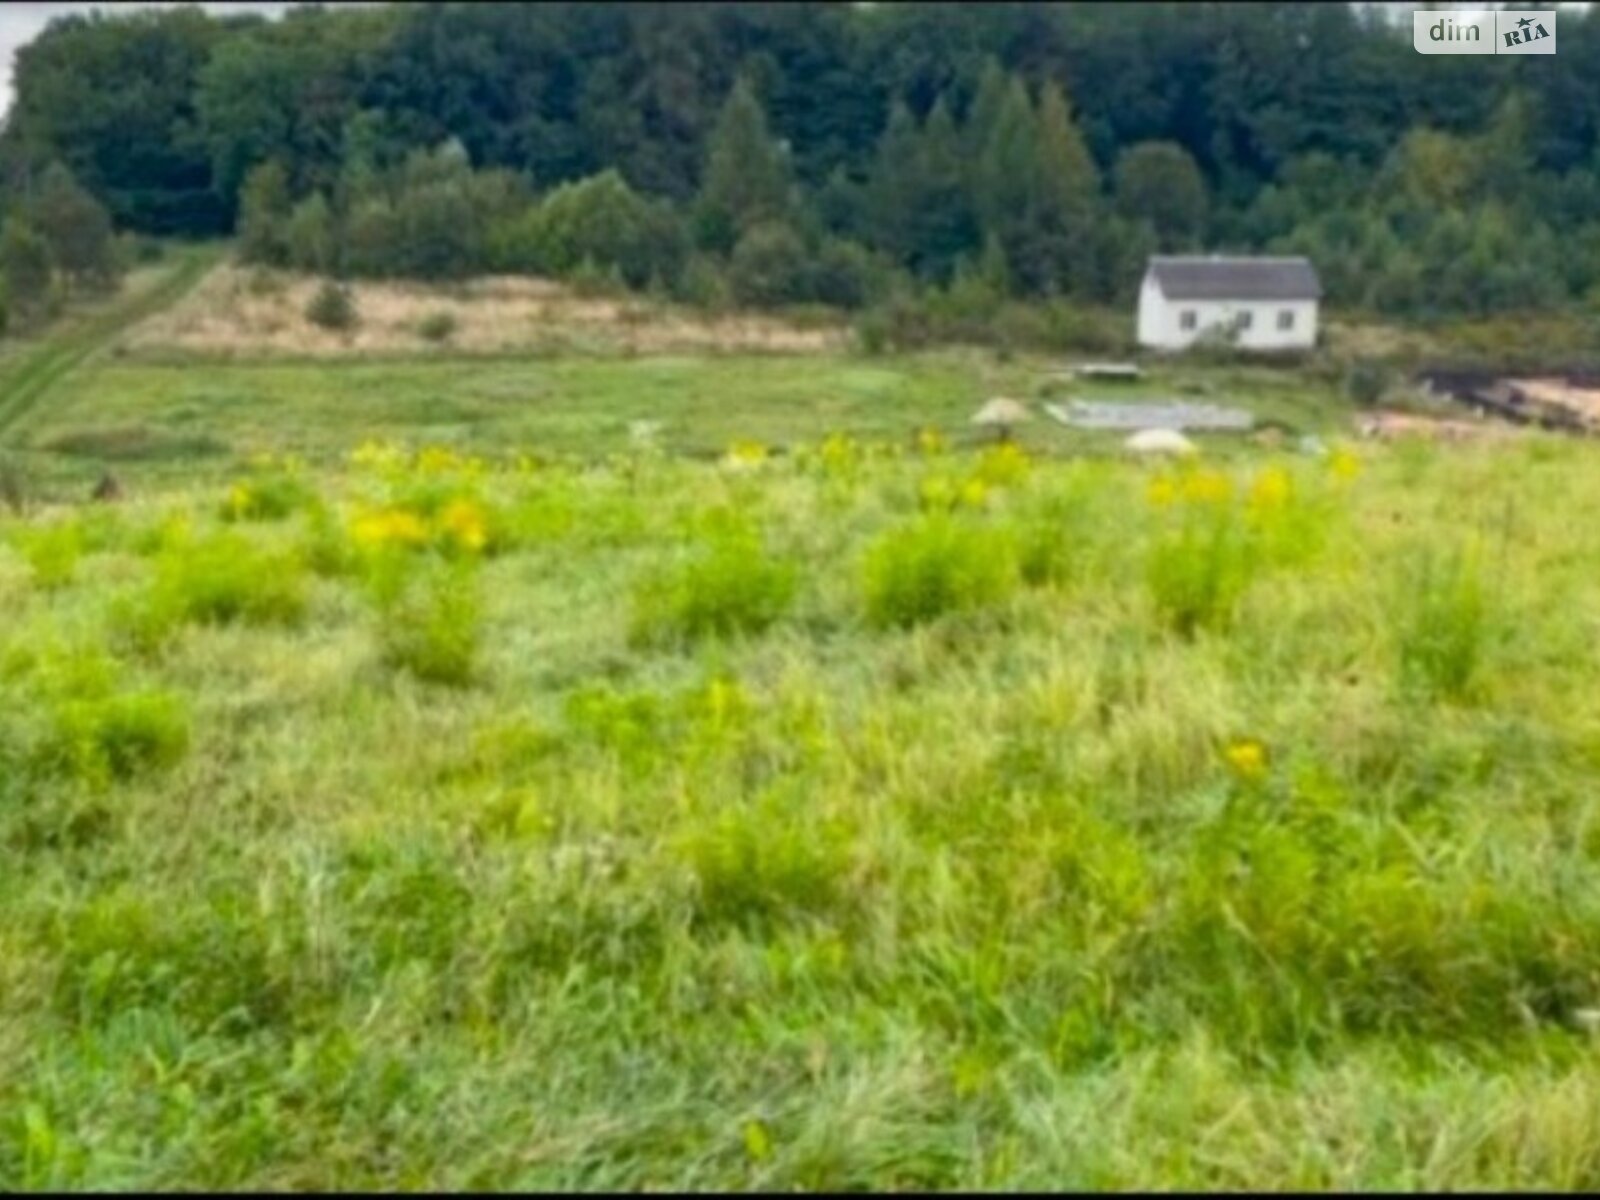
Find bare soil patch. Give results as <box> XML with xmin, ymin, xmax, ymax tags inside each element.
<box><xmin>124</xmin><ymin>265</ymin><xmax>849</xmax><ymax>358</ymax></box>
<box><xmin>1355</xmin><ymin>409</ymin><xmax>1521</xmax><ymax>443</ymax></box>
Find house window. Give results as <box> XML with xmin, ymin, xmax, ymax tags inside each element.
<box><xmin>1277</xmin><ymin>309</ymin><xmax>1295</xmax><ymax>331</ymax></box>
<box><xmin>1236</xmin><ymin>310</ymin><xmax>1254</xmax><ymax>330</ymax></box>
<box><xmin>1179</xmin><ymin>310</ymin><xmax>1197</xmax><ymax>331</ymax></box>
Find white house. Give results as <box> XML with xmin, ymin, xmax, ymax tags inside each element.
<box><xmin>1136</xmin><ymin>255</ymin><xmax>1321</xmax><ymax>351</ymax></box>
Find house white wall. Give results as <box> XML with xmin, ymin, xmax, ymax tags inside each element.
<box><xmin>1137</xmin><ymin>273</ymin><xmax>1317</xmax><ymax>351</ymax></box>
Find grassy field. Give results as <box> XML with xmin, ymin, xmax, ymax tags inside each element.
<box><xmin>0</xmin><ymin>246</ymin><xmax>220</xmax><ymax>439</ymax></box>
<box><xmin>5</xmin><ymin>268</ymin><xmax>1600</xmax><ymax>1189</ymax></box>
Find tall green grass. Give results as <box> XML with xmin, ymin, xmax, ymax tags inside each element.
<box><xmin>3</xmin><ymin>432</ymin><xmax>1599</xmax><ymax>1190</ymax></box>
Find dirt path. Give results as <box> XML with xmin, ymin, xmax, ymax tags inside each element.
<box><xmin>0</xmin><ymin>245</ymin><xmax>220</xmax><ymax>442</ymax></box>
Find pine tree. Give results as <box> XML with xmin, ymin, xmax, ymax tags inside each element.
<box><xmin>963</xmin><ymin>58</ymin><xmax>1010</xmax><ymax>166</ymax></box>
<box><xmin>694</xmin><ymin>76</ymin><xmax>793</xmax><ymax>254</ymax></box>
<box><xmin>973</xmin><ymin>77</ymin><xmax>1039</xmax><ymax>291</ymax></box>
<box><xmin>916</xmin><ymin>97</ymin><xmax>979</xmax><ymax>284</ymax></box>
<box><xmin>1029</xmin><ymin>81</ymin><xmax>1102</xmax><ymax>296</ymax></box>
<box><xmin>866</xmin><ymin>100</ymin><xmax>922</xmax><ymax>264</ymax></box>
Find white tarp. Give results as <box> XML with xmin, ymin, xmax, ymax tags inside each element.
<box><xmin>1045</xmin><ymin>400</ymin><xmax>1255</xmax><ymax>431</ymax></box>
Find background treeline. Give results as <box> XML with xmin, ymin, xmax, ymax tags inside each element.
<box><xmin>2</xmin><ymin>1</ymin><xmax>1599</xmax><ymax>325</ymax></box>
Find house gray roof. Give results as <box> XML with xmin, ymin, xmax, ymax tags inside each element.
<box><xmin>1147</xmin><ymin>256</ymin><xmax>1321</xmax><ymax>301</ymax></box>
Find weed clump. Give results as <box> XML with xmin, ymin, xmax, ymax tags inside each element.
<box><xmin>681</xmin><ymin>794</ymin><xmax>849</xmax><ymax>933</ymax></box>
<box><xmin>38</xmin><ymin>690</ymin><xmax>190</xmax><ymax>787</ymax></box>
<box><xmin>3</xmin><ymin>647</ymin><xmax>190</xmax><ymax>788</ymax></box>
<box><xmin>630</xmin><ymin>526</ymin><xmax>797</xmax><ymax>646</ymax></box>
<box><xmin>1397</xmin><ymin>543</ymin><xmax>1489</xmax><ymax>700</ymax></box>
<box><xmin>17</xmin><ymin>522</ymin><xmax>84</xmax><ymax>590</ymax></box>
<box><xmin>1144</xmin><ymin>468</ymin><xmax>1257</xmax><ymax>635</ymax></box>
<box><xmin>219</xmin><ymin>470</ymin><xmax>314</xmax><ymax>523</ymax></box>
<box><xmin>863</xmin><ymin>514</ymin><xmax>1016</xmax><ymax>629</ymax></box>
<box><xmin>367</xmin><ymin>553</ymin><xmax>481</xmax><ymax>687</ymax></box>
<box><xmin>117</xmin><ymin>531</ymin><xmax>307</xmax><ymax>652</ymax></box>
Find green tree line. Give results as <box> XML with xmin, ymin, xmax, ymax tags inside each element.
<box><xmin>3</xmin><ymin>2</ymin><xmax>1599</xmax><ymax>319</ymax></box>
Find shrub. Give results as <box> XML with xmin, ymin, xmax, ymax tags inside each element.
<box><xmin>219</xmin><ymin>473</ymin><xmax>314</xmax><ymax>523</ymax></box>
<box><xmin>245</xmin><ymin>268</ymin><xmax>285</xmax><ymax>297</ymax></box>
<box><xmin>491</xmin><ymin>169</ymin><xmax>687</xmax><ymax>289</ymax></box>
<box><xmin>417</xmin><ymin>311</ymin><xmax>458</xmax><ymax>343</ymax></box>
<box><xmin>1041</xmin><ymin>301</ymin><xmax>1132</xmax><ymax>355</ymax></box>
<box><xmin>631</xmin><ymin>529</ymin><xmax>797</xmax><ymax>646</ymax></box>
<box><xmin>119</xmin><ymin>533</ymin><xmax>307</xmax><ymax>652</ymax></box>
<box><xmin>1397</xmin><ymin>543</ymin><xmax>1488</xmax><ymax>700</ymax></box>
<box><xmin>344</xmin><ymin>199</ymin><xmax>403</xmax><ymax>276</ymax></box>
<box><xmin>236</xmin><ymin>160</ymin><xmax>292</xmax><ymax>267</ymax></box>
<box><xmin>305</xmin><ymin>281</ymin><xmax>357</xmax><ymax>331</ymax></box>
<box><xmin>18</xmin><ymin>522</ymin><xmax>83</xmax><ymax>590</ymax></box>
<box><xmin>1346</xmin><ymin>359</ymin><xmax>1391</xmax><ymax>407</ymax></box>
<box><xmin>39</xmin><ymin>690</ymin><xmax>190</xmax><ymax>787</ymax></box>
<box><xmin>806</xmin><ymin>238</ymin><xmax>881</xmax><ymax>310</ymax></box>
<box><xmin>728</xmin><ymin>221</ymin><xmax>810</xmax><ymax>309</ymax></box>
<box><xmin>1</xmin><ymin>220</ymin><xmax>53</xmax><ymax>317</ymax></box>
<box><xmin>671</xmin><ymin>254</ymin><xmax>731</xmax><ymax>310</ymax></box>
<box><xmin>854</xmin><ymin>309</ymin><xmax>891</xmax><ymax>355</ymax></box>
<box><xmin>301</xmin><ymin>501</ymin><xmax>360</xmax><ymax>579</ymax></box>
<box><xmin>1015</xmin><ymin>512</ymin><xmax>1077</xmax><ymax>588</ymax></box>
<box><xmin>862</xmin><ymin>515</ymin><xmax>1017</xmax><ymax>629</ymax></box>
<box><xmin>284</xmin><ymin>193</ymin><xmax>338</xmax><ymax>275</ymax></box>
<box><xmin>390</xmin><ymin>180</ymin><xmax>482</xmax><ymax>280</ymax></box>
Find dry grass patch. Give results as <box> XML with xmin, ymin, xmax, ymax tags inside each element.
<box><xmin>125</xmin><ymin>265</ymin><xmax>847</xmax><ymax>358</ymax></box>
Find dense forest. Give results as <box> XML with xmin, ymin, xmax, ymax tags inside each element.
<box><xmin>0</xmin><ymin>1</ymin><xmax>1598</xmax><ymax>327</ymax></box>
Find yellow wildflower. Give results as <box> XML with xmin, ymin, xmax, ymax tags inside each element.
<box><xmin>916</xmin><ymin>427</ymin><xmax>947</xmax><ymax>456</ymax></box>
<box><xmin>417</xmin><ymin>445</ymin><xmax>464</xmax><ymax>475</ymax></box>
<box><xmin>723</xmin><ymin>439</ymin><xmax>768</xmax><ymax>469</ymax></box>
<box><xmin>975</xmin><ymin>442</ymin><xmax>1029</xmax><ymax>487</ymax></box>
<box><xmin>742</xmin><ymin>1120</ymin><xmax>773</xmax><ymax>1163</ymax></box>
<box><xmin>958</xmin><ymin>478</ymin><xmax>989</xmax><ymax>509</ymax></box>
<box><xmin>225</xmin><ymin>483</ymin><xmax>253</xmax><ymax>518</ymax></box>
<box><xmin>350</xmin><ymin>440</ymin><xmax>403</xmax><ymax>471</ymax></box>
<box><xmin>1248</xmin><ymin>466</ymin><xmax>1293</xmax><ymax>510</ymax></box>
<box><xmin>819</xmin><ymin>432</ymin><xmax>857</xmax><ymax>470</ymax></box>
<box><xmin>1328</xmin><ymin>447</ymin><xmax>1361</xmax><ymax>483</ymax></box>
<box><xmin>439</xmin><ymin>499</ymin><xmax>489</xmax><ymax>553</ymax></box>
<box><xmin>352</xmin><ymin>508</ymin><xmax>430</xmax><ymax>548</ymax></box>
<box><xmin>1146</xmin><ymin>476</ymin><xmax>1178</xmax><ymax>507</ymax></box>
<box><xmin>1223</xmin><ymin>738</ymin><xmax>1269</xmax><ymax>782</ymax></box>
<box><xmin>1180</xmin><ymin>468</ymin><xmax>1234</xmax><ymax>506</ymax></box>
